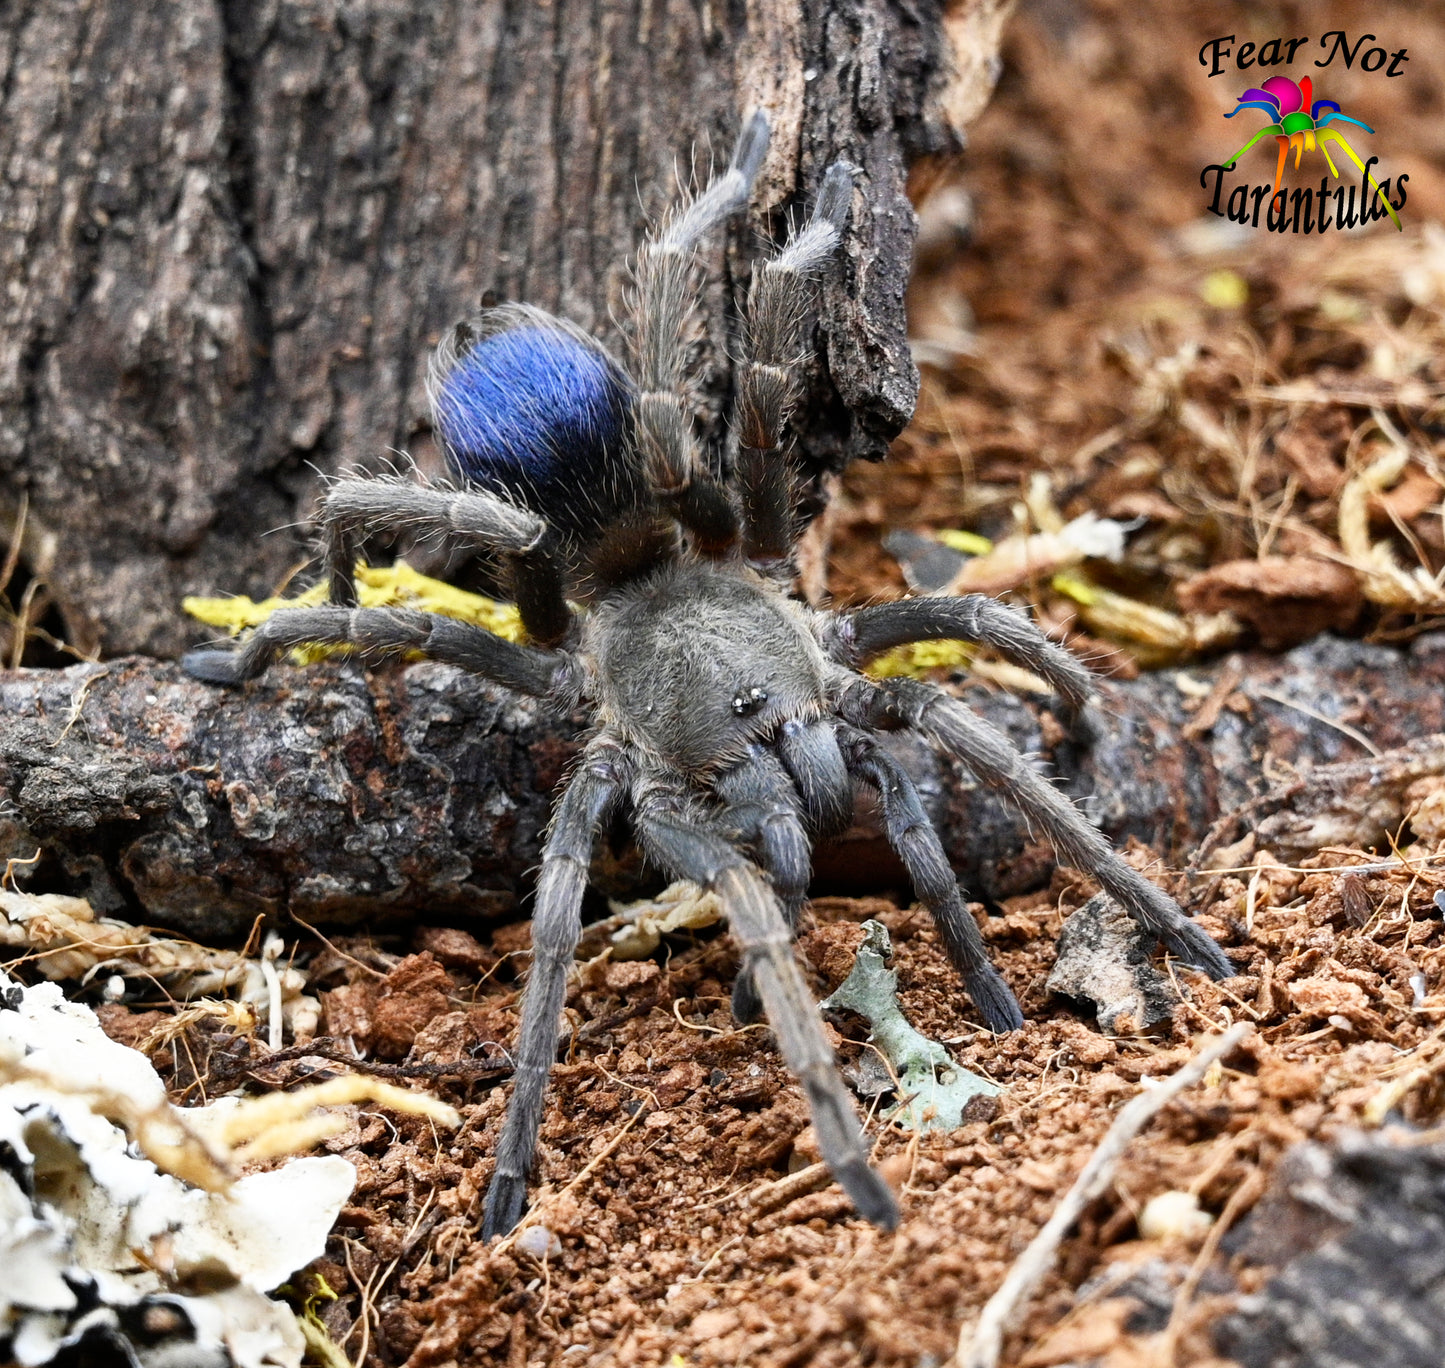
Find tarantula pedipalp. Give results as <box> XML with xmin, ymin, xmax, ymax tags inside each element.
<box><xmin>183</xmin><ymin>112</ymin><xmax>1233</xmax><ymax>1237</ymax></box>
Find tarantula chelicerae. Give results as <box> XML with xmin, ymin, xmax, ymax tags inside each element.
<box><xmin>184</xmin><ymin>113</ymin><xmax>1232</xmax><ymax>1234</ymax></box>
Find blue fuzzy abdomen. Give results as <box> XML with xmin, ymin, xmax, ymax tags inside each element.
<box><xmin>431</xmin><ymin>323</ymin><xmax>639</xmax><ymax>540</ymax></box>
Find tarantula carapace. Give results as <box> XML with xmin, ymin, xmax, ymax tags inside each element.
<box><xmin>184</xmin><ymin>112</ymin><xmax>1232</xmax><ymax>1235</ymax></box>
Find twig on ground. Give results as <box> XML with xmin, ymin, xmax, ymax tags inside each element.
<box><xmin>205</xmin><ymin>1074</ymin><xmax>462</xmax><ymax>1164</ymax></box>
<box><xmin>206</xmin><ymin>1038</ymin><xmax>512</xmax><ymax>1090</ymax></box>
<box><xmin>1364</xmin><ymin>1032</ymin><xmax>1445</xmax><ymax>1124</ymax></box>
<box><xmin>290</xmin><ymin>912</ymin><xmax>391</xmax><ymax>980</ymax></box>
<box><xmin>746</xmin><ymin>1161</ymin><xmax>834</xmax><ymax>1218</ymax></box>
<box><xmin>0</xmin><ymin>493</ymin><xmax>26</xmax><ymax>601</ymax></box>
<box><xmin>1254</xmin><ymin>686</ymin><xmax>1381</xmax><ymax>757</ymax></box>
<box><xmin>954</xmin><ymin>1022</ymin><xmax>1251</xmax><ymax>1368</ymax></box>
<box><xmin>261</xmin><ymin>931</ymin><xmax>285</xmax><ymax>1050</ymax></box>
<box><xmin>50</xmin><ymin>665</ymin><xmax>109</xmax><ymax>747</ymax></box>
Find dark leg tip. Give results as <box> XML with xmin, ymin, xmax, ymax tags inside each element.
<box><xmin>838</xmin><ymin>1161</ymin><xmax>900</xmax><ymax>1231</ymax></box>
<box><xmin>1057</xmin><ymin>701</ymin><xmax>1105</xmax><ymax>748</ymax></box>
<box><xmin>181</xmin><ymin>648</ymin><xmax>246</xmax><ymax>686</ymax></box>
<box><xmin>481</xmin><ymin>1176</ymin><xmax>527</xmax><ymax>1242</ymax></box>
<box><xmin>731</xmin><ymin>969</ymin><xmax>764</xmax><ymax>1025</ymax></box>
<box><xmin>1166</xmin><ymin>922</ymin><xmax>1236</xmax><ymax>981</ymax></box>
<box><xmin>967</xmin><ymin>965</ymin><xmax>1026</xmax><ymax>1033</ymax></box>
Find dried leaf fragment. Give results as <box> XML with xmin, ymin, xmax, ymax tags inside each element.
<box><xmin>1176</xmin><ymin>556</ymin><xmax>1362</xmax><ymax>649</ymax></box>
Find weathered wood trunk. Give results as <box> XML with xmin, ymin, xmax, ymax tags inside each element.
<box><xmin>0</xmin><ymin>0</ymin><xmax>993</xmax><ymax>660</ymax></box>
<box><xmin>1</xmin><ymin>635</ymin><xmax>1436</xmax><ymax>939</ymax></box>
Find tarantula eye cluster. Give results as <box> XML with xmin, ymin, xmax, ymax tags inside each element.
<box><xmin>732</xmin><ymin>686</ymin><xmax>769</xmax><ymax>716</ymax></box>
<box><xmin>184</xmin><ymin>112</ymin><xmax>1234</xmax><ymax>1237</ymax></box>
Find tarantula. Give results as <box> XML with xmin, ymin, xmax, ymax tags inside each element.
<box><xmin>184</xmin><ymin>112</ymin><xmax>1232</xmax><ymax>1235</ymax></box>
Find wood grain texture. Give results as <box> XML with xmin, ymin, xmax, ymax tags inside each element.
<box><xmin>0</xmin><ymin>0</ymin><xmax>985</xmax><ymax>658</ymax></box>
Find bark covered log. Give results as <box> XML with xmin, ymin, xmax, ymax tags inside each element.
<box><xmin>0</xmin><ymin>0</ymin><xmax>994</xmax><ymax>660</ymax></box>
<box><xmin>1</xmin><ymin>633</ymin><xmax>1439</xmax><ymax>940</ymax></box>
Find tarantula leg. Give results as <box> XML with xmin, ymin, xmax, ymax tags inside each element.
<box><xmin>509</xmin><ymin>542</ymin><xmax>574</xmax><ymax>648</ymax></box>
<box><xmin>839</xmin><ymin>675</ymin><xmax>1235</xmax><ymax>981</ymax></box>
<box><xmin>637</xmin><ymin>799</ymin><xmax>899</xmax><ymax>1230</ymax></box>
<box><xmin>1272</xmin><ymin>134</ymin><xmax>1289</xmax><ymax>194</ymax></box>
<box><xmin>715</xmin><ymin>868</ymin><xmax>898</xmax><ymax>1229</ymax></box>
<box><xmin>837</xmin><ymin>725</ymin><xmax>1023</xmax><ymax>1032</ymax></box>
<box><xmin>316</xmin><ymin>477</ymin><xmax>573</xmax><ymax>646</ymax></box>
<box><xmin>630</xmin><ymin>112</ymin><xmax>770</xmax><ymax>555</ymax></box>
<box><xmin>735</xmin><ymin>162</ymin><xmax>854</xmax><ymax>571</ymax></box>
<box><xmin>715</xmin><ymin>745</ymin><xmax>812</xmax><ymax>1023</ymax></box>
<box><xmin>776</xmin><ymin>717</ymin><xmax>854</xmax><ymax>837</ymax></box>
<box><xmin>483</xmin><ymin>739</ymin><xmax>630</xmax><ymax>1239</ymax></box>
<box><xmin>833</xmin><ymin>596</ymin><xmax>1100</xmax><ymax>736</ymax></box>
<box><xmin>181</xmin><ymin>606</ymin><xmax>564</xmax><ymax>698</ymax></box>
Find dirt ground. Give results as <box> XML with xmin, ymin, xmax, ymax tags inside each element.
<box><xmin>63</xmin><ymin>2</ymin><xmax>1445</xmax><ymax>1366</ymax></box>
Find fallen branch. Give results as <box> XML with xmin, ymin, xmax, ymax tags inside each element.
<box><xmin>1</xmin><ymin>633</ymin><xmax>1443</xmax><ymax>936</ymax></box>
<box><xmin>954</xmin><ymin>1022</ymin><xmax>1252</xmax><ymax>1368</ymax></box>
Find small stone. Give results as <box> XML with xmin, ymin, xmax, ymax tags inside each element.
<box><xmin>1138</xmin><ymin>1189</ymin><xmax>1214</xmax><ymax>1242</ymax></box>
<box><xmin>413</xmin><ymin>925</ymin><xmax>492</xmax><ymax>970</ymax></box>
<box><xmin>1046</xmin><ymin>893</ymin><xmax>1178</xmax><ymax>1034</ymax></box>
<box><xmin>604</xmin><ymin>959</ymin><xmax>661</xmax><ymax>992</ymax></box>
<box><xmin>516</xmin><ymin>1224</ymin><xmax>562</xmax><ymax>1259</ymax></box>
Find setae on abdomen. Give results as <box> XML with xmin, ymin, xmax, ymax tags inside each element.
<box><xmin>427</xmin><ymin>305</ymin><xmax>644</xmax><ymax>543</ymax></box>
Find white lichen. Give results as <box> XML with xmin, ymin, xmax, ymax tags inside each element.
<box><xmin>820</xmin><ymin>920</ymin><xmax>1001</xmax><ymax>1131</ymax></box>
<box><xmin>0</xmin><ymin>974</ymin><xmax>355</xmax><ymax>1367</ymax></box>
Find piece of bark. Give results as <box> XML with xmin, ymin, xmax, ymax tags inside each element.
<box><xmin>1044</xmin><ymin>893</ymin><xmax>1176</xmax><ymax>1034</ymax></box>
<box><xmin>0</xmin><ymin>0</ymin><xmax>1005</xmax><ymax>660</ymax></box>
<box><xmin>1176</xmin><ymin>556</ymin><xmax>1364</xmax><ymax>649</ymax></box>
<box><xmin>1</xmin><ymin>633</ymin><xmax>1443</xmax><ymax>939</ymax></box>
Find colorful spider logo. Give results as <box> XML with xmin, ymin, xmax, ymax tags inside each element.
<box><xmin>1223</xmin><ymin>75</ymin><xmax>1400</xmax><ymax>230</ymax></box>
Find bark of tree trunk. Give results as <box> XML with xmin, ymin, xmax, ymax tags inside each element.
<box><xmin>1</xmin><ymin>634</ymin><xmax>1438</xmax><ymax>940</ymax></box>
<box><xmin>0</xmin><ymin>0</ymin><xmax>993</xmax><ymax>660</ymax></box>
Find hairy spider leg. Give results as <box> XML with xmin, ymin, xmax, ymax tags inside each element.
<box><xmin>180</xmin><ymin>606</ymin><xmax>564</xmax><ymax>698</ymax></box>
<box><xmin>837</xmin><ymin>596</ymin><xmax>1100</xmax><ymax>736</ymax></box>
<box><xmin>714</xmin><ymin>744</ymin><xmax>813</xmax><ymax>1023</ymax></box>
<box><xmin>635</xmin><ymin>785</ymin><xmax>900</xmax><ymax>1229</ymax></box>
<box><xmin>313</xmin><ymin>476</ymin><xmax>574</xmax><ymax>647</ymax></box>
<box><xmin>838</xmin><ymin>724</ymin><xmax>1024</xmax><ymax>1032</ymax></box>
<box><xmin>1316</xmin><ymin>112</ymin><xmax>1374</xmax><ymax>135</ymax></box>
<box><xmin>775</xmin><ymin>715</ymin><xmax>854</xmax><ymax>837</ymax></box>
<box><xmin>839</xmin><ymin>674</ymin><xmax>1235</xmax><ymax>980</ymax></box>
<box><xmin>1225</xmin><ymin>99</ymin><xmax>1285</xmax><ymax>121</ymax></box>
<box><xmin>629</xmin><ymin>111</ymin><xmax>770</xmax><ymax>554</ymax></box>
<box><xmin>735</xmin><ymin>161</ymin><xmax>854</xmax><ymax>573</ymax></box>
<box><xmin>1272</xmin><ymin>134</ymin><xmax>1290</xmax><ymax>193</ymax></box>
<box><xmin>483</xmin><ymin>738</ymin><xmax>631</xmax><ymax>1239</ymax></box>
<box><xmin>716</xmin><ymin>746</ymin><xmax>812</xmax><ymax>920</ymax></box>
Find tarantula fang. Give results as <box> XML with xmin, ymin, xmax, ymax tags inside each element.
<box><xmin>183</xmin><ymin>111</ymin><xmax>1233</xmax><ymax>1237</ymax></box>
